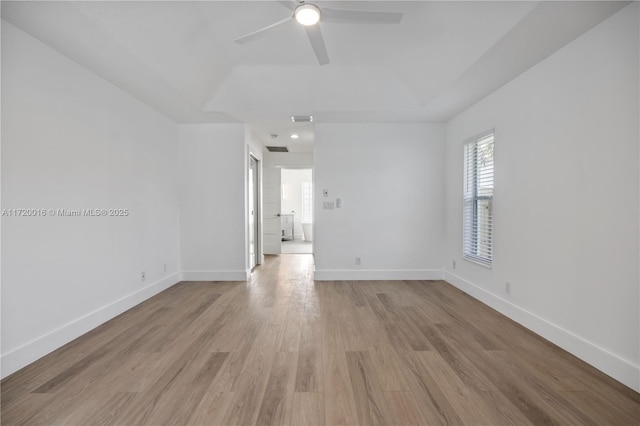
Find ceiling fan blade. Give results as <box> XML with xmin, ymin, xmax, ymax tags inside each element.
<box><xmin>234</xmin><ymin>16</ymin><xmax>292</xmax><ymax>45</ymax></box>
<box><xmin>322</xmin><ymin>8</ymin><xmax>403</xmax><ymax>24</ymax></box>
<box><xmin>277</xmin><ymin>1</ymin><xmax>298</xmax><ymax>11</ymax></box>
<box><xmin>304</xmin><ymin>25</ymin><xmax>329</xmax><ymax>65</ymax></box>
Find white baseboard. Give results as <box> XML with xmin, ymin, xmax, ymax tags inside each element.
<box><xmin>180</xmin><ymin>270</ymin><xmax>249</xmax><ymax>281</ymax></box>
<box><xmin>314</xmin><ymin>269</ymin><xmax>443</xmax><ymax>281</ymax></box>
<box><xmin>1</xmin><ymin>273</ymin><xmax>181</xmax><ymax>379</ymax></box>
<box><xmin>443</xmin><ymin>271</ymin><xmax>640</xmax><ymax>393</ymax></box>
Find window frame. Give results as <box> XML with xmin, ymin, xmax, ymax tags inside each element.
<box><xmin>301</xmin><ymin>181</ymin><xmax>313</xmax><ymax>224</ymax></box>
<box><xmin>463</xmin><ymin>129</ymin><xmax>494</xmax><ymax>268</ymax></box>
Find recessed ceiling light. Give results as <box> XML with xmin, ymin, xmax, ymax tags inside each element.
<box><xmin>295</xmin><ymin>4</ymin><xmax>321</xmax><ymax>26</ymax></box>
<box><xmin>290</xmin><ymin>134</ymin><xmax>299</xmax><ymax>139</ymax></box>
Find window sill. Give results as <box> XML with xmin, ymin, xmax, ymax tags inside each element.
<box><xmin>463</xmin><ymin>255</ymin><xmax>492</xmax><ymax>269</ymax></box>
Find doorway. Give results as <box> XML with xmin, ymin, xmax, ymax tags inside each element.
<box><xmin>249</xmin><ymin>155</ymin><xmax>260</xmax><ymax>269</ymax></box>
<box><xmin>280</xmin><ymin>168</ymin><xmax>313</xmax><ymax>254</ymax></box>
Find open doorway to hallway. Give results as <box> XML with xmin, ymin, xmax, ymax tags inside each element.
<box><xmin>281</xmin><ymin>168</ymin><xmax>312</xmax><ymax>254</ymax></box>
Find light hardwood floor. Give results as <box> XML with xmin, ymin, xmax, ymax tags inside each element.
<box><xmin>2</xmin><ymin>254</ymin><xmax>639</xmax><ymax>425</ymax></box>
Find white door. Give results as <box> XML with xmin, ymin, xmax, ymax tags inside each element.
<box><xmin>262</xmin><ymin>162</ymin><xmax>282</xmax><ymax>254</ymax></box>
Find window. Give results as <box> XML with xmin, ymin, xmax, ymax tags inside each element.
<box><xmin>463</xmin><ymin>131</ymin><xmax>494</xmax><ymax>267</ymax></box>
<box><xmin>301</xmin><ymin>182</ymin><xmax>313</xmax><ymax>223</ymax></box>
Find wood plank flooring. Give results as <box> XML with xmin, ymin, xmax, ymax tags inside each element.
<box><xmin>2</xmin><ymin>254</ymin><xmax>639</xmax><ymax>425</ymax></box>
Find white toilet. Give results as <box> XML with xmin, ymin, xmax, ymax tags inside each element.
<box><xmin>301</xmin><ymin>223</ymin><xmax>313</xmax><ymax>242</ymax></box>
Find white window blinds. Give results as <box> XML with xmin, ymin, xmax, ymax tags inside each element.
<box><xmin>463</xmin><ymin>131</ymin><xmax>494</xmax><ymax>267</ymax></box>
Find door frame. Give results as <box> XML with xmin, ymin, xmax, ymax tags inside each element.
<box><xmin>280</xmin><ymin>167</ymin><xmax>314</xmax><ymax>254</ymax></box>
<box><xmin>248</xmin><ymin>154</ymin><xmax>261</xmax><ymax>269</ymax></box>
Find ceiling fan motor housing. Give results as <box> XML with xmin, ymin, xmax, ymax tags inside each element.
<box><xmin>295</xmin><ymin>3</ymin><xmax>321</xmax><ymax>26</ymax></box>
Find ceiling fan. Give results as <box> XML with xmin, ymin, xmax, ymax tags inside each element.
<box><xmin>233</xmin><ymin>1</ymin><xmax>403</xmax><ymax>65</ymax></box>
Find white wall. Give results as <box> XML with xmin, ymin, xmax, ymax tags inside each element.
<box><xmin>178</xmin><ymin>123</ymin><xmax>248</xmax><ymax>280</ymax></box>
<box><xmin>282</xmin><ymin>168</ymin><xmax>313</xmax><ymax>239</ymax></box>
<box><xmin>1</xmin><ymin>21</ymin><xmax>181</xmax><ymax>378</ymax></box>
<box><xmin>443</xmin><ymin>4</ymin><xmax>639</xmax><ymax>391</ymax></box>
<box><xmin>314</xmin><ymin>123</ymin><xmax>445</xmax><ymax>280</ymax></box>
<box><xmin>245</xmin><ymin>128</ymin><xmax>264</xmax><ymax>162</ymax></box>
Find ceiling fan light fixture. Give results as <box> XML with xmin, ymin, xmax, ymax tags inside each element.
<box><xmin>295</xmin><ymin>3</ymin><xmax>321</xmax><ymax>26</ymax></box>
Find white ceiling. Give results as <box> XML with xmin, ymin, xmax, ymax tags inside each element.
<box><xmin>1</xmin><ymin>1</ymin><xmax>629</xmax><ymax>151</ymax></box>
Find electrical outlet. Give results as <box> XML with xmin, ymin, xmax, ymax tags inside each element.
<box><xmin>141</xmin><ymin>271</ymin><xmax>146</xmax><ymax>282</ymax></box>
<box><xmin>355</xmin><ymin>256</ymin><xmax>361</xmax><ymax>265</ymax></box>
<box><xmin>505</xmin><ymin>282</ymin><xmax>511</xmax><ymax>295</ymax></box>
<box><xmin>452</xmin><ymin>259</ymin><xmax>456</xmax><ymax>269</ymax></box>
<box><xmin>323</xmin><ymin>201</ymin><xmax>334</xmax><ymax>209</ymax></box>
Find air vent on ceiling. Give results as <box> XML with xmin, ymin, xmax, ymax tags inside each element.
<box><xmin>291</xmin><ymin>115</ymin><xmax>313</xmax><ymax>123</ymax></box>
<box><xmin>266</xmin><ymin>146</ymin><xmax>289</xmax><ymax>153</ymax></box>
